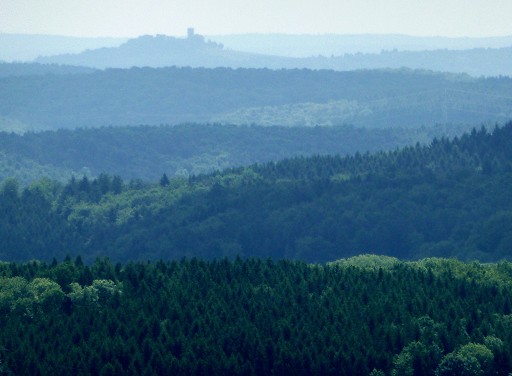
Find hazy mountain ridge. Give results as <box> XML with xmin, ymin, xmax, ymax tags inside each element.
<box><xmin>31</xmin><ymin>32</ymin><xmax>512</xmax><ymax>77</ymax></box>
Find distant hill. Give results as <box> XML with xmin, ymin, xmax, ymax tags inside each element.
<box><xmin>1</xmin><ymin>122</ymin><xmax>512</xmax><ymax>262</ymax></box>
<box><xmin>35</xmin><ymin>33</ymin><xmax>293</xmax><ymax>70</ymax></box>
<box><xmin>34</xmin><ymin>32</ymin><xmax>512</xmax><ymax>77</ymax></box>
<box><xmin>1</xmin><ymin>67</ymin><xmax>511</xmax><ymax>131</ymax></box>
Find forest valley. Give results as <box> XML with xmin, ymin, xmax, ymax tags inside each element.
<box><xmin>1</xmin><ymin>122</ymin><xmax>512</xmax><ymax>375</ymax></box>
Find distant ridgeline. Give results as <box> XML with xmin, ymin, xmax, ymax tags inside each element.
<box><xmin>1</xmin><ymin>256</ymin><xmax>512</xmax><ymax>375</ymax></box>
<box><xmin>1</xmin><ymin>122</ymin><xmax>512</xmax><ymax>263</ymax></box>
<box><xmin>0</xmin><ymin>66</ymin><xmax>511</xmax><ymax>131</ymax></box>
<box><xmin>33</xmin><ymin>32</ymin><xmax>512</xmax><ymax>77</ymax></box>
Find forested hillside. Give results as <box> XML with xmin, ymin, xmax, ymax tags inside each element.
<box><xmin>0</xmin><ymin>66</ymin><xmax>511</xmax><ymax>130</ymax></box>
<box><xmin>1</xmin><ymin>256</ymin><xmax>512</xmax><ymax>375</ymax></box>
<box><xmin>1</xmin><ymin>123</ymin><xmax>511</xmax><ymax>263</ymax></box>
<box><xmin>0</xmin><ymin>123</ymin><xmax>475</xmax><ymax>183</ymax></box>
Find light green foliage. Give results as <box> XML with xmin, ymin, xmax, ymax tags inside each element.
<box><xmin>391</xmin><ymin>340</ymin><xmax>442</xmax><ymax>376</ymax></box>
<box><xmin>330</xmin><ymin>172</ymin><xmax>351</xmax><ymax>182</ymax></box>
<box><xmin>435</xmin><ymin>351</ymin><xmax>482</xmax><ymax>376</ymax></box>
<box><xmin>483</xmin><ymin>336</ymin><xmax>504</xmax><ymax>353</ymax></box>
<box><xmin>0</xmin><ymin>276</ymin><xmax>28</xmax><ymax>313</ymax></box>
<box><xmin>391</xmin><ymin>348</ymin><xmax>414</xmax><ymax>376</ymax></box>
<box><xmin>331</xmin><ymin>256</ymin><xmax>512</xmax><ymax>288</ymax></box>
<box><xmin>68</xmin><ymin>279</ymin><xmax>121</xmax><ymax>306</ymax></box>
<box><xmin>68</xmin><ymin>282</ymin><xmax>99</xmax><ymax>305</ymax></box>
<box><xmin>0</xmin><ymin>276</ymin><xmax>63</xmax><ymax>315</ymax></box>
<box><xmin>436</xmin><ymin>343</ymin><xmax>494</xmax><ymax>376</ymax></box>
<box><xmin>416</xmin><ymin>258</ymin><xmax>512</xmax><ymax>287</ymax></box>
<box><xmin>28</xmin><ymin>278</ymin><xmax>64</xmax><ymax>304</ymax></box>
<box><xmin>331</xmin><ymin>254</ymin><xmax>400</xmax><ymax>270</ymax></box>
<box><xmin>92</xmin><ymin>279</ymin><xmax>121</xmax><ymax>301</ymax></box>
<box><xmin>457</xmin><ymin>343</ymin><xmax>494</xmax><ymax>372</ymax></box>
<box><xmin>212</xmin><ymin>99</ymin><xmax>367</xmax><ymax>127</ymax></box>
<box><xmin>71</xmin><ymin>184</ymin><xmax>189</xmax><ymax>226</ymax></box>
<box><xmin>0</xmin><ymin>152</ymin><xmax>74</xmax><ymax>185</ymax></box>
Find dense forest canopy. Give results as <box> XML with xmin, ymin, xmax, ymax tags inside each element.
<box><xmin>1</xmin><ymin>256</ymin><xmax>512</xmax><ymax>375</ymax></box>
<box><xmin>1</xmin><ymin>122</ymin><xmax>512</xmax><ymax>263</ymax></box>
<box><xmin>0</xmin><ymin>66</ymin><xmax>511</xmax><ymax>131</ymax></box>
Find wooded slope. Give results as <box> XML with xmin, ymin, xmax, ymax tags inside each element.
<box><xmin>1</xmin><ymin>123</ymin><xmax>511</xmax><ymax>263</ymax></box>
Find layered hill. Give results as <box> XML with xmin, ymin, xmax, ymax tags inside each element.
<box><xmin>1</xmin><ymin>67</ymin><xmax>511</xmax><ymax>131</ymax></box>
<box><xmin>1</xmin><ymin>122</ymin><xmax>511</xmax><ymax>263</ymax></box>
<box><xmin>0</xmin><ymin>123</ymin><xmax>474</xmax><ymax>184</ymax></box>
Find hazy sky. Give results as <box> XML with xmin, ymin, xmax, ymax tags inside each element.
<box><xmin>1</xmin><ymin>0</ymin><xmax>512</xmax><ymax>38</ymax></box>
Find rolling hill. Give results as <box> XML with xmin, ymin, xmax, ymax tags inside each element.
<box><xmin>1</xmin><ymin>122</ymin><xmax>511</xmax><ymax>263</ymax></box>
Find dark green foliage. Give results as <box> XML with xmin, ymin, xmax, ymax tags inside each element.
<box><xmin>2</xmin><ymin>122</ymin><xmax>512</xmax><ymax>263</ymax></box>
<box><xmin>1</xmin><ymin>257</ymin><xmax>512</xmax><ymax>375</ymax></box>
